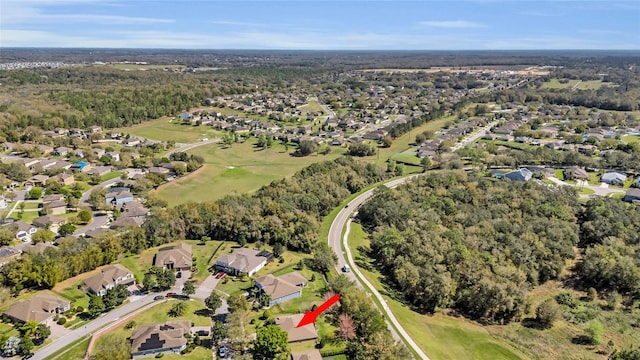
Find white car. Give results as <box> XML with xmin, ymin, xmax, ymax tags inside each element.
<box><xmin>342</xmin><ymin>265</ymin><xmax>351</xmax><ymax>273</ymax></box>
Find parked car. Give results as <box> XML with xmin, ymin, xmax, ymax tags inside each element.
<box><xmin>176</xmin><ymin>271</ymin><xmax>182</xmax><ymax>278</ymax></box>
<box><xmin>167</xmin><ymin>292</ymin><xmax>178</xmax><ymax>297</ymax></box>
<box><xmin>216</xmin><ymin>272</ymin><xmax>226</xmax><ymax>279</ymax></box>
<box><xmin>218</xmin><ymin>347</ymin><xmax>226</xmax><ymax>358</ymax></box>
<box><xmin>153</xmin><ymin>295</ymin><xmax>165</xmax><ymax>300</ymax></box>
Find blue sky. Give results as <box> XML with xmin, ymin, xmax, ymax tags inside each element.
<box><xmin>1</xmin><ymin>0</ymin><xmax>639</xmax><ymax>49</ymax></box>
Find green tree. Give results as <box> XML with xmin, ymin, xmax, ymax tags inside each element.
<box><xmin>88</xmin><ymin>295</ymin><xmax>106</xmax><ymax>317</ymax></box>
<box><xmin>535</xmin><ymin>299</ymin><xmax>562</xmax><ymax>329</ymax></box>
<box><xmin>228</xmin><ymin>294</ymin><xmax>250</xmax><ymax>313</ymax></box>
<box><xmin>28</xmin><ymin>187</ymin><xmax>42</xmax><ymax>199</ymax></box>
<box><xmin>211</xmin><ymin>320</ymin><xmax>227</xmax><ymax>346</ymax></box>
<box><xmin>31</xmin><ymin>229</ymin><xmax>56</xmax><ymax>243</ymax></box>
<box><xmin>88</xmin><ymin>187</ymin><xmax>107</xmax><ymax>210</ymax></box>
<box><xmin>254</xmin><ymin>325</ymin><xmax>289</xmax><ymax>360</ymax></box>
<box><xmin>205</xmin><ymin>291</ymin><xmax>222</xmax><ymax>311</ymax></box>
<box><xmin>295</xmin><ymin>140</ymin><xmax>318</xmax><ymax>157</ymax></box>
<box><xmin>77</xmin><ymin>209</ymin><xmax>93</xmax><ymax>224</ymax></box>
<box><xmin>420</xmin><ymin>156</ymin><xmax>432</xmax><ymax>172</ymax></box>
<box><xmin>35</xmin><ymin>324</ymin><xmax>51</xmax><ymax>343</ymax></box>
<box><xmin>18</xmin><ymin>337</ymin><xmax>34</xmax><ymax>356</ymax></box>
<box><xmin>58</xmin><ymin>223</ymin><xmax>76</xmax><ymax>237</ymax></box>
<box><xmin>19</xmin><ymin>321</ymin><xmax>38</xmax><ymax>337</ymax></box>
<box><xmin>169</xmin><ymin>301</ymin><xmax>186</xmax><ymax>317</ymax></box>
<box><xmin>182</xmin><ymin>280</ymin><xmax>195</xmax><ymax>296</ymax></box>
<box><xmin>310</xmin><ymin>242</ymin><xmax>337</xmax><ymax>273</ymax></box>
<box><xmin>585</xmin><ymin>321</ymin><xmax>604</xmax><ymax>345</ymax></box>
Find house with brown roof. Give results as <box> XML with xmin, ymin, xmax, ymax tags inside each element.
<box><xmin>3</xmin><ymin>292</ymin><xmax>70</xmax><ymax>324</ymax></box>
<box><xmin>26</xmin><ymin>174</ymin><xmax>49</xmax><ymax>187</ymax></box>
<box><xmin>32</xmin><ymin>215</ymin><xmax>66</xmax><ymax>233</ymax></box>
<box><xmin>43</xmin><ymin>200</ymin><xmax>67</xmax><ymax>215</ymax></box>
<box><xmin>154</xmin><ymin>243</ymin><xmax>192</xmax><ymax>270</ymax></box>
<box><xmin>275</xmin><ymin>314</ymin><xmax>318</xmax><ymax>343</ymax></box>
<box><xmin>215</xmin><ymin>248</ymin><xmax>268</xmax><ymax>276</ymax></box>
<box><xmin>255</xmin><ymin>272</ymin><xmax>306</xmax><ymax>307</ymax></box>
<box><xmin>84</xmin><ymin>264</ymin><xmax>135</xmax><ymax>296</ymax></box>
<box><xmin>291</xmin><ymin>349</ymin><xmax>323</xmax><ymax>360</ymax></box>
<box><xmin>130</xmin><ymin>321</ymin><xmax>190</xmax><ymax>359</ymax></box>
<box><xmin>55</xmin><ymin>173</ymin><xmax>75</xmax><ymax>186</ymax></box>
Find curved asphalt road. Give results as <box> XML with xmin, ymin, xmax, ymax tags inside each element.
<box><xmin>328</xmin><ymin>175</ymin><xmax>429</xmax><ymax>360</ymax></box>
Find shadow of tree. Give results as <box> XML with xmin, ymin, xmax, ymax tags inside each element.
<box><xmin>522</xmin><ymin>317</ymin><xmax>546</xmax><ymax>330</ymax></box>
<box><xmin>195</xmin><ymin>308</ymin><xmax>213</xmax><ymax>317</ymax></box>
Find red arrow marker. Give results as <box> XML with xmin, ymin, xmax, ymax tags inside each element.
<box><xmin>296</xmin><ymin>293</ymin><xmax>341</xmax><ymax>328</ymax></box>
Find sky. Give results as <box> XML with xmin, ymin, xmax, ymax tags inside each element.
<box><xmin>1</xmin><ymin>0</ymin><xmax>639</xmax><ymax>50</ymax></box>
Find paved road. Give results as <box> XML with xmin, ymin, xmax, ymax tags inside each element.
<box><xmin>166</xmin><ymin>138</ymin><xmax>220</xmax><ymax>157</ymax></box>
<box><xmin>72</xmin><ymin>213</ymin><xmax>109</xmax><ymax>236</ymax></box>
<box><xmin>328</xmin><ymin>175</ymin><xmax>428</xmax><ymax>359</ymax></box>
<box><xmin>547</xmin><ymin>176</ymin><xmax>626</xmax><ymax>197</ymax></box>
<box><xmin>451</xmin><ymin>120</ymin><xmax>499</xmax><ymax>152</ymax></box>
<box><xmin>33</xmin><ymin>271</ymin><xmax>193</xmax><ymax>360</ymax></box>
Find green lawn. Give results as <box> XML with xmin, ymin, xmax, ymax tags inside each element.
<box><xmin>540</xmin><ymin>79</ymin><xmax>581</xmax><ymax>89</ymax></box>
<box><xmin>114</xmin><ymin>117</ymin><xmax>223</xmax><ymax>143</ymax></box>
<box><xmin>9</xmin><ymin>210</ymin><xmax>39</xmax><ymax>224</ymax></box>
<box><xmin>154</xmin><ymin>139</ymin><xmax>344</xmax><ymax>206</ymax></box>
<box><xmin>578</xmin><ymin>187</ymin><xmax>595</xmax><ymax>195</ymax></box>
<box><xmin>299</xmin><ymin>99</ymin><xmax>325</xmax><ymax>114</ymax></box>
<box><xmin>574</xmin><ymin>80</ymin><xmax>616</xmax><ymax>90</ymax></box>
<box><xmin>21</xmin><ymin>201</ymin><xmax>42</xmax><ymax>210</ymax></box>
<box><xmin>49</xmin><ymin>336</ymin><xmax>90</xmax><ymax>360</ymax></box>
<box><xmin>347</xmin><ymin>222</ymin><xmax>527</xmax><ymax>360</ymax></box>
<box><xmin>390</xmin><ymin>152</ymin><xmax>422</xmax><ymax>166</ymax></box>
<box><xmin>622</xmin><ymin>135</ymin><xmax>640</xmax><ymax>144</ymax></box>
<box><xmin>162</xmin><ymin>347</ymin><xmax>212</xmax><ymax>359</ymax></box>
<box><xmin>554</xmin><ymin>169</ymin><xmax>564</xmax><ymax>180</ymax></box>
<box><xmin>100</xmin><ymin>171</ymin><xmax>123</xmax><ymax>182</ymax></box>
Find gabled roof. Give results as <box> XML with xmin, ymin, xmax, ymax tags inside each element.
<box><xmin>275</xmin><ymin>314</ymin><xmax>318</xmax><ymax>342</ymax></box>
<box><xmin>602</xmin><ymin>171</ymin><xmax>627</xmax><ymax>181</ymax></box>
<box><xmin>4</xmin><ymin>292</ymin><xmax>70</xmax><ymax>323</ymax></box>
<box><xmin>33</xmin><ymin>215</ymin><xmax>65</xmax><ymax>227</ymax></box>
<box><xmin>504</xmin><ymin>168</ymin><xmax>533</xmax><ymax>182</ymax></box>
<box><xmin>84</xmin><ymin>264</ymin><xmax>133</xmax><ymax>294</ymax></box>
<box><xmin>131</xmin><ymin>321</ymin><xmax>190</xmax><ymax>354</ymax></box>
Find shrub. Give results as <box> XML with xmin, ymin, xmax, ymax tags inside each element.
<box><xmin>536</xmin><ymin>299</ymin><xmax>562</xmax><ymax>329</ymax></box>
<box><xmin>125</xmin><ymin>321</ymin><xmax>137</xmax><ymax>330</ymax></box>
<box><xmin>263</xmin><ymin>309</ymin><xmax>273</xmax><ymax>320</ymax></box>
<box><xmin>57</xmin><ymin>317</ymin><xmax>67</xmax><ymax>325</ymax></box>
<box><xmin>75</xmin><ymin>306</ymin><xmax>84</xmax><ymax>313</ymax></box>
<box><xmin>555</xmin><ymin>292</ymin><xmax>578</xmax><ymax>308</ymax></box>
<box><xmin>585</xmin><ymin>321</ymin><xmax>604</xmax><ymax>345</ymax></box>
<box><xmin>155</xmin><ymin>353</ymin><xmax>164</xmax><ymax>358</ymax></box>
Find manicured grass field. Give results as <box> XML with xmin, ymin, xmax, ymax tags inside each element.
<box><xmin>540</xmin><ymin>79</ymin><xmax>581</xmax><ymax>89</ymax></box>
<box><xmin>9</xmin><ymin>210</ymin><xmax>39</xmax><ymax>224</ymax></box>
<box><xmin>154</xmin><ymin>140</ymin><xmax>344</xmax><ymax>206</ymax></box>
<box><xmin>100</xmin><ymin>171</ymin><xmax>122</xmax><ymax>182</ymax></box>
<box><xmin>299</xmin><ymin>99</ymin><xmax>325</xmax><ymax>114</ymax></box>
<box><xmin>390</xmin><ymin>152</ymin><xmax>422</xmax><ymax>166</ymax></box>
<box><xmin>347</xmin><ymin>222</ymin><xmax>527</xmax><ymax>360</ymax></box>
<box><xmin>98</xmin><ymin>64</ymin><xmax>186</xmax><ymax>71</ymax></box>
<box><xmin>47</xmin><ymin>336</ymin><xmax>90</xmax><ymax>360</ymax></box>
<box><xmin>162</xmin><ymin>347</ymin><xmax>212</xmax><ymax>359</ymax></box>
<box><xmin>622</xmin><ymin>135</ymin><xmax>640</xmax><ymax>144</ymax></box>
<box><xmin>114</xmin><ymin>118</ymin><xmax>223</xmax><ymax>143</ymax></box>
<box><xmin>574</xmin><ymin>80</ymin><xmax>616</xmax><ymax>90</ymax></box>
<box><xmin>541</xmin><ymin>78</ymin><xmax>615</xmax><ymax>90</ymax></box>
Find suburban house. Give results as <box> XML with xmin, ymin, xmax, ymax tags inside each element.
<box><xmin>564</xmin><ymin>166</ymin><xmax>589</xmax><ymax>180</ymax></box>
<box><xmin>601</xmin><ymin>171</ymin><xmax>627</xmax><ymax>185</ymax></box>
<box><xmin>291</xmin><ymin>350</ymin><xmax>323</xmax><ymax>360</ymax></box>
<box><xmin>3</xmin><ymin>292</ymin><xmax>71</xmax><ymax>324</ymax></box>
<box><xmin>254</xmin><ymin>272</ymin><xmax>306</xmax><ymax>307</ymax></box>
<box><xmin>275</xmin><ymin>314</ymin><xmax>318</xmax><ymax>343</ymax></box>
<box><xmin>32</xmin><ymin>215</ymin><xmax>66</xmax><ymax>232</ymax></box>
<box><xmin>130</xmin><ymin>321</ymin><xmax>190</xmax><ymax>359</ymax></box>
<box><xmin>55</xmin><ymin>173</ymin><xmax>75</xmax><ymax>186</ymax></box>
<box><xmin>84</xmin><ymin>264</ymin><xmax>135</xmax><ymax>296</ymax></box>
<box><xmin>70</xmin><ymin>161</ymin><xmax>91</xmax><ymax>172</ymax></box>
<box><xmin>42</xmin><ymin>194</ymin><xmax>65</xmax><ymax>203</ymax></box>
<box><xmin>4</xmin><ymin>221</ymin><xmax>37</xmax><ymax>241</ymax></box>
<box><xmin>624</xmin><ymin>188</ymin><xmax>640</xmax><ymax>203</ymax></box>
<box><xmin>504</xmin><ymin>168</ymin><xmax>533</xmax><ymax>182</ymax></box>
<box><xmin>0</xmin><ymin>246</ymin><xmax>21</xmax><ymax>266</ymax></box>
<box><xmin>43</xmin><ymin>200</ymin><xmax>67</xmax><ymax>215</ymax></box>
<box><xmin>88</xmin><ymin>166</ymin><xmax>111</xmax><ymax>177</ymax></box>
<box><xmin>215</xmin><ymin>248</ymin><xmax>269</xmax><ymax>276</ymax></box>
<box><xmin>148</xmin><ymin>166</ymin><xmax>170</xmax><ymax>178</ymax></box>
<box><xmin>26</xmin><ymin>175</ymin><xmax>49</xmax><ymax>188</ymax></box>
<box><xmin>105</xmin><ymin>189</ymin><xmax>134</xmax><ymax>206</ymax></box>
<box><xmin>154</xmin><ymin>243</ymin><xmax>192</xmax><ymax>270</ymax></box>
<box><xmin>110</xmin><ymin>216</ymin><xmax>145</xmax><ymax>229</ymax></box>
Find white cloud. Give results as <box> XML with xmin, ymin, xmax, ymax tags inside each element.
<box><xmin>419</xmin><ymin>20</ymin><xmax>484</xmax><ymax>28</ymax></box>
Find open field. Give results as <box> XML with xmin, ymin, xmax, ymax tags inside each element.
<box><xmin>541</xmin><ymin>78</ymin><xmax>615</xmax><ymax>90</ymax></box>
<box><xmin>96</xmin><ymin>63</ymin><xmax>186</xmax><ymax>71</ymax></box>
<box><xmin>154</xmin><ymin>140</ymin><xmax>344</xmax><ymax>206</ymax></box>
<box><xmin>348</xmin><ymin>222</ymin><xmax>528</xmax><ymax>360</ymax></box>
<box><xmin>299</xmin><ymin>99</ymin><xmax>325</xmax><ymax>113</ymax></box>
<box><xmin>114</xmin><ymin>117</ymin><xmax>222</xmax><ymax>143</ymax></box>
<box><xmin>9</xmin><ymin>210</ymin><xmax>39</xmax><ymax>224</ymax></box>
<box><xmin>50</xmin><ymin>336</ymin><xmax>90</xmax><ymax>360</ymax></box>
<box><xmin>622</xmin><ymin>135</ymin><xmax>640</xmax><ymax>144</ymax></box>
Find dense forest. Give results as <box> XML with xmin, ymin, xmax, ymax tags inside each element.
<box><xmin>0</xmin><ymin>157</ymin><xmax>388</xmax><ymax>292</ymax></box>
<box><xmin>356</xmin><ymin>172</ymin><xmax>640</xmax><ymax>325</ymax></box>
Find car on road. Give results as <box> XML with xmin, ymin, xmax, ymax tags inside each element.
<box><xmin>176</xmin><ymin>271</ymin><xmax>182</xmax><ymax>278</ymax></box>
<box><xmin>216</xmin><ymin>272</ymin><xmax>226</xmax><ymax>279</ymax></box>
<box><xmin>167</xmin><ymin>292</ymin><xmax>178</xmax><ymax>297</ymax></box>
<box><xmin>218</xmin><ymin>347</ymin><xmax>226</xmax><ymax>358</ymax></box>
<box><xmin>22</xmin><ymin>354</ymin><xmax>33</xmax><ymax>360</ymax></box>
<box><xmin>153</xmin><ymin>295</ymin><xmax>165</xmax><ymax>300</ymax></box>
<box><xmin>342</xmin><ymin>265</ymin><xmax>351</xmax><ymax>273</ymax></box>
